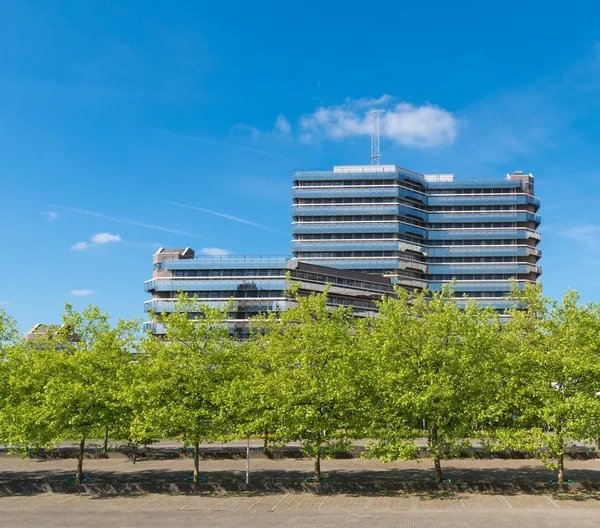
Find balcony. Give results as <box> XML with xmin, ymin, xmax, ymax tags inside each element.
<box><xmin>163</xmin><ymin>255</ymin><xmax>289</xmax><ymax>271</ymax></box>
<box><xmin>292</xmin><ymin>221</ymin><xmax>427</xmax><ymax>238</ymax></box>
<box><xmin>428</xmin><ymin>194</ymin><xmax>540</xmax><ymax>206</ymax></box>
<box><xmin>292</xmin><ymin>240</ymin><xmax>404</xmax><ymax>252</ymax></box>
<box><xmin>145</xmin><ymin>278</ymin><xmax>287</xmax><ymax>293</ymax></box>
<box><xmin>428</xmin><ymin>212</ymin><xmax>540</xmax><ymax>224</ymax></box>
<box><xmin>292</xmin><ymin>186</ymin><xmax>427</xmax><ymax>203</ymax></box>
<box><xmin>452</xmin><ymin>299</ymin><xmax>523</xmax><ymax>310</ymax></box>
<box><xmin>428</xmin><ymin>229</ymin><xmax>527</xmax><ymax>240</ymax></box>
<box><xmin>292</xmin><ymin>204</ymin><xmax>428</xmax><ymax>221</ymax></box>
<box><xmin>427</xmin><ymin>246</ymin><xmax>529</xmax><ymax>257</ymax></box>
<box><xmin>295</xmin><ymin>257</ymin><xmax>400</xmax><ymax>270</ymax></box>
<box><xmin>427</xmin><ymin>264</ymin><xmax>529</xmax><ymax>275</ymax></box>
<box><xmin>428</xmin><ymin>280</ymin><xmax>527</xmax><ymax>292</ymax></box>
<box><xmin>144</xmin><ymin>299</ymin><xmax>289</xmax><ymax>314</ymax></box>
<box><xmin>426</xmin><ymin>180</ymin><xmax>521</xmax><ymax>189</ymax></box>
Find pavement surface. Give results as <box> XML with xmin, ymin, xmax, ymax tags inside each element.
<box><xmin>1</xmin><ymin>493</ymin><xmax>600</xmax><ymax>527</ymax></box>
<box><xmin>2</xmin><ymin>444</ymin><xmax>600</xmax><ymax>527</ymax></box>
<box><xmin>2</xmin><ymin>451</ymin><xmax>600</xmax><ymax>485</ymax></box>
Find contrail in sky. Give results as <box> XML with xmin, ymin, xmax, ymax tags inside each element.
<box><xmin>50</xmin><ymin>204</ymin><xmax>203</xmax><ymax>238</ymax></box>
<box><xmin>153</xmin><ymin>128</ymin><xmax>290</xmax><ymax>160</ymax></box>
<box><xmin>158</xmin><ymin>199</ymin><xmax>287</xmax><ymax>236</ymax></box>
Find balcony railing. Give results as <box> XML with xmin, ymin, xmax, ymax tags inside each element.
<box><xmin>292</xmin><ymin>222</ymin><xmax>427</xmax><ymax>238</ymax></box>
<box><xmin>163</xmin><ymin>255</ymin><xmax>290</xmax><ymax>270</ymax></box>
<box><xmin>292</xmin><ymin>204</ymin><xmax>428</xmax><ymax>221</ymax></box>
<box><xmin>427</xmin><ymin>264</ymin><xmax>529</xmax><ymax>275</ymax></box>
<box><xmin>292</xmin><ymin>186</ymin><xmax>427</xmax><ymax>203</ymax></box>
<box><xmin>145</xmin><ymin>278</ymin><xmax>287</xmax><ymax>292</ymax></box>
<box><xmin>428</xmin><ymin>212</ymin><xmax>540</xmax><ymax>224</ymax></box>
<box><xmin>428</xmin><ymin>280</ymin><xmax>527</xmax><ymax>292</ymax></box>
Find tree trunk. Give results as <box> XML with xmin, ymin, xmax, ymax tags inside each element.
<box><xmin>433</xmin><ymin>457</ymin><xmax>443</xmax><ymax>484</ymax></box>
<box><xmin>76</xmin><ymin>437</ymin><xmax>85</xmax><ymax>485</ymax></box>
<box><xmin>263</xmin><ymin>428</ymin><xmax>271</xmax><ymax>458</ymax></box>
<box><xmin>430</xmin><ymin>424</ymin><xmax>443</xmax><ymax>484</ymax></box>
<box><xmin>193</xmin><ymin>441</ymin><xmax>200</xmax><ymax>484</ymax></box>
<box><xmin>103</xmin><ymin>426</ymin><xmax>109</xmax><ymax>454</ymax></box>
<box><xmin>314</xmin><ymin>450</ymin><xmax>321</xmax><ymax>484</ymax></box>
<box><xmin>557</xmin><ymin>452</ymin><xmax>565</xmax><ymax>484</ymax></box>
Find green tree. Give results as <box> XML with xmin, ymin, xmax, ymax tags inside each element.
<box><xmin>132</xmin><ymin>293</ymin><xmax>236</xmax><ymax>484</ymax></box>
<box><xmin>251</xmin><ymin>287</ymin><xmax>364</xmax><ymax>483</ymax></box>
<box><xmin>490</xmin><ymin>286</ymin><xmax>600</xmax><ymax>483</ymax></box>
<box><xmin>43</xmin><ymin>304</ymin><xmax>140</xmax><ymax>484</ymax></box>
<box><xmin>363</xmin><ymin>286</ymin><xmax>501</xmax><ymax>483</ymax></box>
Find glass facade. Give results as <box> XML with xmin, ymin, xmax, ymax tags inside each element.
<box><xmin>292</xmin><ymin>166</ymin><xmax>541</xmax><ymax>311</ymax></box>
<box><xmin>145</xmin><ymin>250</ymin><xmax>395</xmax><ymax>337</ymax></box>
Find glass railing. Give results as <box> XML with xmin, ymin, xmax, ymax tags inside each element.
<box><xmin>296</xmin><ymin>257</ymin><xmax>400</xmax><ymax>269</ymax></box>
<box><xmin>426</xmin><ymin>246</ymin><xmax>529</xmax><ymax>257</ymax></box>
<box><xmin>428</xmin><ymin>281</ymin><xmax>526</xmax><ymax>292</ymax></box>
<box><xmin>428</xmin><ymin>212</ymin><xmax>539</xmax><ymax>223</ymax></box>
<box><xmin>292</xmin><ymin>204</ymin><xmax>428</xmax><ymax>220</ymax></box>
<box><xmin>292</xmin><ymin>186</ymin><xmax>427</xmax><ymax>203</ymax></box>
<box><xmin>292</xmin><ymin>240</ymin><xmax>403</xmax><ymax>252</ymax></box>
<box><xmin>452</xmin><ymin>299</ymin><xmax>522</xmax><ymax>309</ymax></box>
<box><xmin>144</xmin><ymin>299</ymin><xmax>289</xmax><ymax>313</ymax></box>
<box><xmin>292</xmin><ymin>222</ymin><xmax>427</xmax><ymax>237</ymax></box>
<box><xmin>427</xmin><ymin>264</ymin><xmax>529</xmax><ymax>274</ymax></box>
<box><xmin>145</xmin><ymin>279</ymin><xmax>287</xmax><ymax>292</ymax></box>
<box><xmin>426</xmin><ymin>180</ymin><xmax>521</xmax><ymax>189</ymax></box>
<box><xmin>163</xmin><ymin>256</ymin><xmax>290</xmax><ymax>270</ymax></box>
<box><xmin>428</xmin><ymin>229</ymin><xmax>526</xmax><ymax>240</ymax></box>
<box><xmin>143</xmin><ymin>321</ymin><xmax>166</xmax><ymax>334</ymax></box>
<box><xmin>427</xmin><ymin>195</ymin><xmax>538</xmax><ymax>206</ymax></box>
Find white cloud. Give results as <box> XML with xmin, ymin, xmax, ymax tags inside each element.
<box><xmin>70</xmin><ymin>289</ymin><xmax>94</xmax><ymax>296</ymax></box>
<box><xmin>71</xmin><ymin>241</ymin><xmax>91</xmax><ymax>251</ymax></box>
<box><xmin>200</xmin><ymin>247</ymin><xmax>233</xmax><ymax>256</ymax></box>
<box><xmin>91</xmin><ymin>232</ymin><xmax>122</xmax><ymax>245</ymax></box>
<box><xmin>231</xmin><ymin>123</ymin><xmax>260</xmax><ymax>139</ymax></box>
<box><xmin>41</xmin><ymin>211</ymin><xmax>59</xmax><ymax>221</ymax></box>
<box><xmin>275</xmin><ymin>114</ymin><xmax>291</xmax><ymax>134</ymax></box>
<box><xmin>70</xmin><ymin>232</ymin><xmax>121</xmax><ymax>251</ymax></box>
<box><xmin>299</xmin><ymin>95</ymin><xmax>459</xmax><ymax>148</ymax></box>
<box><xmin>0</xmin><ymin>301</ymin><xmax>9</xmax><ymax>306</ymax></box>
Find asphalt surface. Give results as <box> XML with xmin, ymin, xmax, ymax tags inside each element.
<box><xmin>1</xmin><ymin>493</ymin><xmax>600</xmax><ymax>527</ymax></box>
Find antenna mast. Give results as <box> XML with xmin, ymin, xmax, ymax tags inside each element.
<box><xmin>370</xmin><ymin>109</ymin><xmax>384</xmax><ymax>165</ymax></box>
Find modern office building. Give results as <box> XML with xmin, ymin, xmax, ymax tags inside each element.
<box><xmin>145</xmin><ymin>248</ymin><xmax>395</xmax><ymax>338</ymax></box>
<box><xmin>292</xmin><ymin>165</ymin><xmax>541</xmax><ymax>310</ymax></box>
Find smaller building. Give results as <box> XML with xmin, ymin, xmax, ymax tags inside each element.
<box><xmin>24</xmin><ymin>324</ymin><xmax>79</xmax><ymax>349</ymax></box>
<box><xmin>145</xmin><ymin>248</ymin><xmax>395</xmax><ymax>338</ymax></box>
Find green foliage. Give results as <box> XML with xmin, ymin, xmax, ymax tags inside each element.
<box><xmin>248</xmin><ymin>287</ymin><xmax>364</xmax><ymax>481</ymax></box>
<box><xmin>1</xmin><ymin>283</ymin><xmax>600</xmax><ymax>486</ymax></box>
<box><xmin>361</xmin><ymin>285</ymin><xmax>502</xmax><ymax>482</ymax></box>
<box><xmin>131</xmin><ymin>292</ymin><xmax>238</xmax><ymax>482</ymax></box>
<box><xmin>486</xmin><ymin>285</ymin><xmax>600</xmax><ymax>481</ymax></box>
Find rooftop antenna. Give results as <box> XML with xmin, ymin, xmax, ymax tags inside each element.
<box><xmin>370</xmin><ymin>109</ymin><xmax>385</xmax><ymax>165</ymax></box>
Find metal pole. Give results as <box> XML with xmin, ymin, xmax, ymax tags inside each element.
<box><xmin>246</xmin><ymin>435</ymin><xmax>250</xmax><ymax>485</ymax></box>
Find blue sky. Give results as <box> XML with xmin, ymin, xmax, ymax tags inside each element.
<box><xmin>2</xmin><ymin>1</ymin><xmax>600</xmax><ymax>330</ymax></box>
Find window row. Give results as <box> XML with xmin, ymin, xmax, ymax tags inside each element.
<box><xmin>429</xmin><ymin>222</ymin><xmax>518</xmax><ymax>229</ymax></box>
<box><xmin>428</xmin><ymin>240</ymin><xmax>520</xmax><ymax>246</ymax></box>
<box><xmin>296</xmin><ymin>251</ymin><xmax>424</xmax><ymax>262</ymax></box>
<box><xmin>294</xmin><ymin>180</ymin><xmax>426</xmax><ymax>193</ymax></box>
<box><xmin>427</xmin><ymin>256</ymin><xmax>517</xmax><ymax>263</ymax></box>
<box><xmin>172</xmin><ymin>269</ymin><xmax>285</xmax><ymax>278</ymax></box>
<box><xmin>291</xmin><ymin>270</ymin><xmax>395</xmax><ymax>293</ymax></box>
<box><xmin>296</xmin><ymin>215</ymin><xmax>426</xmax><ymax>227</ymax></box>
<box><xmin>428</xmin><ymin>274</ymin><xmax>519</xmax><ymax>280</ymax></box>
<box><xmin>295</xmin><ymin>232</ymin><xmax>424</xmax><ymax>244</ymax></box>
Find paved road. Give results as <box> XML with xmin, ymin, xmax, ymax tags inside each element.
<box><xmin>1</xmin><ymin>493</ymin><xmax>600</xmax><ymax>527</ymax></box>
